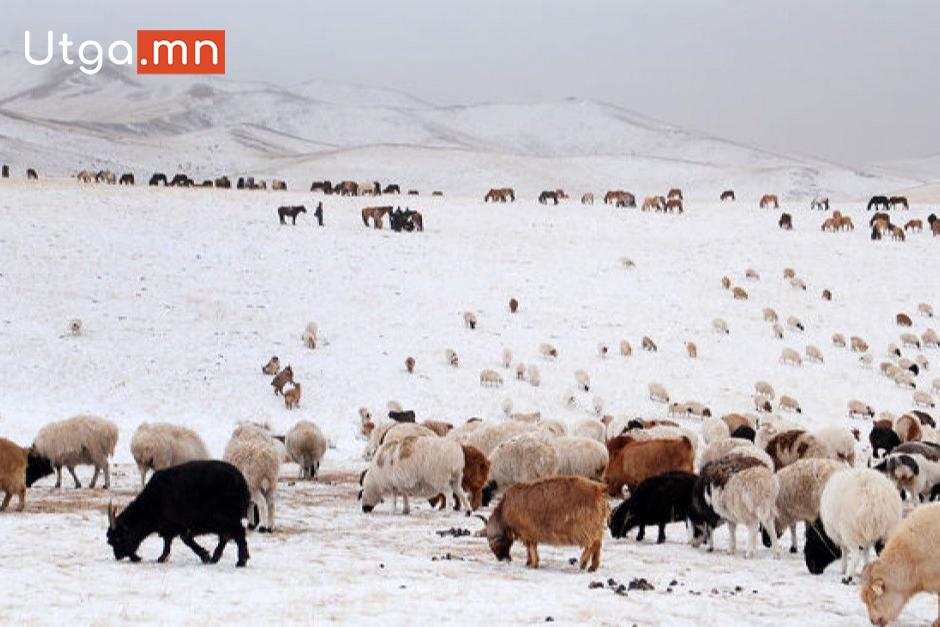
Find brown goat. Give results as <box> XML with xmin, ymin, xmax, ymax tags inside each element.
<box><xmin>603</xmin><ymin>436</ymin><xmax>694</xmax><ymax>496</ymax></box>
<box><xmin>284</xmin><ymin>383</ymin><xmax>302</xmax><ymax>409</ymax></box>
<box><xmin>271</xmin><ymin>366</ymin><xmax>294</xmax><ymax>395</ymax></box>
<box><xmin>897</xmin><ymin>313</ymin><xmax>913</xmax><ymax>327</ymax></box>
<box><xmin>732</xmin><ymin>286</ymin><xmax>748</xmax><ymax>300</ymax></box>
<box><xmin>485</xmin><ymin>476</ymin><xmax>608</xmax><ymax>571</ymax></box>
<box><xmin>430</xmin><ymin>444</ymin><xmax>489</xmax><ymax>511</ymax></box>
<box><xmin>764</xmin><ymin>430</ymin><xmax>830</xmax><ymax>470</ymax></box>
<box><xmin>0</xmin><ymin>437</ymin><xmax>28</xmax><ymax>511</ymax></box>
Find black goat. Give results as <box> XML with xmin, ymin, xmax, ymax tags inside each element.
<box><xmin>609</xmin><ymin>471</ymin><xmax>695</xmax><ymax>544</ymax></box>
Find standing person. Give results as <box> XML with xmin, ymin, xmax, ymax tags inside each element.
<box><xmin>314</xmin><ymin>202</ymin><xmax>324</xmax><ymax>227</ymax></box>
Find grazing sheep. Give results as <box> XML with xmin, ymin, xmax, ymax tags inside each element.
<box><xmin>790</xmin><ymin>278</ymin><xmax>807</xmax><ymax>291</ymax></box>
<box><xmin>772</xmin><ymin>323</ymin><xmax>785</xmax><ymax>339</ymax></box>
<box><xmin>832</xmin><ymin>333</ymin><xmax>846</xmax><ymax>347</ymax></box>
<box><xmin>732</xmin><ymin>287</ymin><xmax>749</xmax><ymax>300</ymax></box>
<box><xmin>130</xmin><ymin>423</ymin><xmax>210</xmax><ymax>489</ymax></box>
<box><xmin>894</xmin><ymin>370</ymin><xmax>917</xmax><ymax>389</ymax></box>
<box><xmin>780</xmin><ymin>347</ymin><xmax>802</xmax><ymax>366</ymax></box>
<box><xmin>484</xmin><ymin>476</ymin><xmax>608</xmax><ymax>571</ymax></box>
<box><xmin>860</xmin><ymin>503</ymin><xmax>940</xmax><ymax>627</ymax></box>
<box><xmin>502</xmin><ymin>348</ymin><xmax>513</xmax><ymax>369</ymax></box>
<box><xmin>767</xmin><ymin>458</ymin><xmax>845</xmax><ymax>553</ymax></box>
<box><xmin>445</xmin><ymin>348</ymin><xmax>459</xmax><ymax>367</ymax></box>
<box><xmin>515</xmin><ymin>363</ymin><xmax>526</xmax><ymax>381</ymax></box>
<box><xmin>924</xmin><ymin>328</ymin><xmax>940</xmax><ymax>348</ymax></box>
<box><xmin>285</xmin><ymin>420</ymin><xmax>327</xmax><ymax>479</ymax></box>
<box><xmin>361</xmin><ymin>435</ymin><xmax>468</xmax><ymax>514</ymax></box>
<box><xmin>754</xmin><ymin>395</ymin><xmax>774</xmax><ymax>413</ymax></box>
<box><xmin>0</xmin><ymin>437</ymin><xmax>28</xmax><ymax>511</ymax></box>
<box><xmin>684</xmin><ymin>401</ymin><xmax>712</xmax><ymax>418</ymax></box>
<box><xmin>598</xmin><ymin>343</ymin><xmax>609</xmax><ymax>359</ymax></box>
<box><xmin>783</xmin><ymin>268</ymin><xmax>796</xmax><ymax>279</ymax></box>
<box><xmin>527</xmin><ymin>364</ymin><xmax>541</xmax><ymax>387</ymax></box>
<box><xmin>916</xmin><ymin>354</ymin><xmax>929</xmax><ymax>371</ymax></box>
<box><xmin>919</xmin><ymin>303</ymin><xmax>934</xmax><ymax>317</ymax></box>
<box><xmin>284</xmin><ymin>383</ymin><xmax>302</xmax><ymax>409</ymax></box>
<box><xmin>552</xmin><ymin>437</ymin><xmax>609</xmax><ymax>480</ymax></box>
<box><xmin>805</xmin><ymin>345</ymin><xmax>824</xmax><ymax>363</ymax></box>
<box><xmin>763</xmin><ymin>308</ymin><xmax>779</xmax><ymax>322</ymax></box>
<box><xmin>262</xmin><ymin>356</ymin><xmax>280</xmax><ymax>375</ymax></box>
<box><xmin>28</xmin><ymin>415</ymin><xmax>118</xmax><ymax>489</ymax></box>
<box><xmin>572</xmin><ymin>419</ymin><xmax>606</xmax><ymax>442</ymax></box>
<box><xmin>754</xmin><ymin>381</ymin><xmax>776</xmax><ymax>399</ymax></box>
<box><xmin>765</xmin><ymin>430</ymin><xmax>832</xmax><ymax>470</ymax></box>
<box><xmin>815</xmin><ymin>426</ymin><xmax>857</xmax><ymax>466</ymax></box>
<box><xmin>68</xmin><ymin>319</ymin><xmax>83</xmax><ymax>336</ymax></box>
<box><xmin>271</xmin><ymin>366</ymin><xmax>294</xmax><ymax>395</ymax></box>
<box><xmin>848</xmin><ymin>400</ymin><xmax>875</xmax><ymax>419</ymax></box>
<box><xmin>648</xmin><ymin>383</ymin><xmax>670</xmax><ymax>404</ymax></box>
<box><xmin>463</xmin><ymin>311</ymin><xmax>478</xmax><ymax>329</ymax></box>
<box><xmin>642</xmin><ymin>336</ymin><xmax>658</xmax><ymax>352</ymax></box>
<box><xmin>901</xmin><ymin>332</ymin><xmax>922</xmax><ymax>349</ymax></box>
<box><xmin>787</xmin><ymin>316</ymin><xmax>805</xmax><ymax>332</ymax></box>
<box><xmin>721</xmin><ymin>276</ymin><xmax>732</xmax><ymax>290</ymax></box>
<box><xmin>686</xmin><ymin>342</ymin><xmax>698</xmax><ymax>359</ymax></box>
<box><xmin>745</xmin><ymin>268</ymin><xmax>760</xmax><ymax>281</ymax></box>
<box><xmin>363</xmin><ymin>422</ymin><xmax>437</xmax><ymax>461</ymax></box>
<box><xmin>698</xmin><ymin>438</ymin><xmax>773</xmax><ymax>470</ymax></box>
<box><xmin>405</xmin><ymin>357</ymin><xmax>415</xmax><ymax>374</ymax></box>
<box><xmin>429</xmin><ymin>444</ymin><xmax>489</xmax><ymax>511</ymax></box>
<box><xmin>713</xmin><ymin>318</ymin><xmax>730</xmax><ymax>334</ymax></box>
<box><xmin>668</xmin><ymin>402</ymin><xmax>689</xmax><ymax>419</ymax></box>
<box><xmin>480</xmin><ymin>369</ymin><xmax>504</xmax><ymax>387</ymax></box>
<box><xmin>482</xmin><ymin>434</ymin><xmax>558</xmax><ymax>505</ymax></box>
<box><xmin>897</xmin><ymin>313</ymin><xmax>913</xmax><ymax>327</ymax></box>
<box><xmin>805</xmin><ymin>469</ymin><xmax>902</xmax><ymax>580</ymax></box>
<box><xmin>619</xmin><ymin>340</ymin><xmax>633</xmax><ymax>356</ymax></box>
<box><xmin>609</xmin><ymin>471</ymin><xmax>695</xmax><ymax>544</ymax></box>
<box><xmin>915</xmin><ymin>391</ymin><xmax>936</xmax><ymax>408</ymax></box>
<box><xmin>889</xmin><ymin>343</ymin><xmax>903</xmax><ymax>359</ymax></box>
<box><xmin>620</xmin><ymin>257</ymin><xmax>635</xmax><ymax>269</ymax></box>
<box><xmin>223</xmin><ymin>425</ymin><xmax>280</xmax><ymax>532</ymax></box>
<box><xmin>779</xmin><ymin>395</ymin><xmax>802</xmax><ymax>414</ymax></box>
<box><xmin>539</xmin><ymin>343</ymin><xmax>558</xmax><ymax>359</ymax></box>
<box><xmin>574</xmin><ymin>370</ymin><xmax>591</xmax><ymax>392</ymax></box>
<box><xmin>302</xmin><ymin>322</ymin><xmax>318</xmax><ymax>349</ymax></box>
<box><xmin>501</xmin><ymin>398</ymin><xmax>514</xmax><ymax>417</ymax></box>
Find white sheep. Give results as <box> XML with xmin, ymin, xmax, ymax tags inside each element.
<box><xmin>914</xmin><ymin>391</ymin><xmax>936</xmax><ymax>408</ymax></box>
<box><xmin>814</xmin><ymin>426</ymin><xmax>857</xmax><ymax>466</ymax></box>
<box><xmin>515</xmin><ymin>362</ymin><xmax>526</xmax><ymax>381</ymax></box>
<box><xmin>919</xmin><ymin>303</ymin><xmax>935</xmax><ymax>317</ymax></box>
<box><xmin>454</xmin><ymin>420</ymin><xmax>533</xmax><ymax>457</ymax></box>
<box><xmin>848</xmin><ymin>400</ymin><xmax>875</xmax><ymax>419</ymax></box>
<box><xmin>708</xmin><ymin>464</ymin><xmax>781</xmax><ymax>558</ymax></box>
<box><xmin>463</xmin><ymin>311</ymin><xmax>477</xmax><ymax>329</ymax></box>
<box><xmin>790</xmin><ymin>277</ymin><xmax>807</xmax><ymax>291</ymax></box>
<box><xmin>527</xmin><ymin>364</ymin><xmax>541</xmax><ymax>387</ymax></box>
<box><xmin>916</xmin><ymin>354</ymin><xmax>930</xmax><ymax>371</ymax></box>
<box><xmin>753</xmin><ymin>394</ymin><xmax>774</xmax><ymax>413</ymax></box>
<box><xmin>130</xmin><ymin>422</ymin><xmax>209</xmax><ymax>489</ymax></box>
<box><xmin>805</xmin><ymin>345</ymin><xmax>824</xmax><ymax>363</ymax></box>
<box><xmin>772</xmin><ymin>323</ymin><xmax>784</xmax><ymax>339</ymax></box>
<box><xmin>574</xmin><ymin>369</ymin><xmax>591</xmax><ymax>392</ymax></box>
<box><xmin>648</xmin><ymin>383</ymin><xmax>669</xmax><ymax>403</ymax></box>
<box><xmin>285</xmin><ymin>420</ymin><xmax>327</xmax><ymax>480</ymax></box>
<box><xmin>445</xmin><ymin>348</ymin><xmax>459</xmax><ymax>367</ymax></box>
<box><xmin>894</xmin><ymin>370</ymin><xmax>916</xmax><ymax>389</ymax></box>
<box><xmin>302</xmin><ymin>321</ymin><xmax>318</xmax><ymax>349</ymax></box>
<box><xmin>501</xmin><ymin>348</ymin><xmax>513</xmax><ymax>369</ymax></box>
<box><xmin>703</xmin><ymin>416</ymin><xmax>731</xmax><ymax>444</ymax></box>
<box><xmin>787</xmin><ymin>315</ymin><xmax>805</xmax><ymax>332</ymax></box>
<box><xmin>780</xmin><ymin>347</ymin><xmax>802</xmax><ymax>366</ymax></box>
<box><xmin>551</xmin><ymin>436</ymin><xmax>609</xmax><ymax>480</ymax></box>
<box><xmin>480</xmin><ymin>369</ymin><xmax>503</xmax><ymax>387</ymax></box>
<box><xmin>698</xmin><ymin>438</ymin><xmax>773</xmax><ymax>470</ymax></box>
<box><xmin>572</xmin><ymin>419</ymin><xmax>606</xmax><ymax>442</ymax></box>
<box><xmin>31</xmin><ymin>415</ymin><xmax>118</xmax><ymax>489</ymax></box>
<box><xmin>539</xmin><ymin>342</ymin><xmax>558</xmax><ymax>359</ymax></box>
<box><xmin>501</xmin><ymin>398</ymin><xmax>514</xmax><ymax>417</ymax></box>
<box><xmin>754</xmin><ymin>380</ymin><xmax>776</xmax><ymax>400</ymax></box>
<box><xmin>778</xmin><ymin>395</ymin><xmax>802</xmax><ymax>414</ymax></box>
<box><xmin>363</xmin><ymin>422</ymin><xmax>437</xmax><ymax>461</ymax></box>
<box><xmin>832</xmin><ymin>333</ymin><xmax>846</xmax><ymax>347</ymax></box>
<box><xmin>817</xmin><ymin>469</ymin><xmax>902</xmax><ymax>579</ymax></box>
<box><xmin>877</xmin><ymin>452</ymin><xmax>940</xmax><ymax>502</ymax></box>
<box><xmin>923</xmin><ymin>328</ymin><xmax>940</xmax><ymax>348</ymax></box>
<box><xmin>763</xmin><ymin>307</ymin><xmax>779</xmax><ymax>322</ymax></box>
<box><xmin>901</xmin><ymin>333</ymin><xmax>921</xmax><ymax>349</ymax></box>
<box><xmin>772</xmin><ymin>458</ymin><xmax>845</xmax><ymax>552</ymax></box>
<box><xmin>223</xmin><ymin>424</ymin><xmax>281</xmax><ymax>532</ymax></box>
<box><xmin>668</xmin><ymin>402</ymin><xmax>689</xmax><ymax>419</ymax></box>
<box><xmin>712</xmin><ymin>318</ymin><xmax>730</xmax><ymax>334</ymax></box>
<box><xmin>684</xmin><ymin>401</ymin><xmax>712</xmax><ymax>418</ymax></box>
<box><xmin>484</xmin><ymin>433</ymin><xmax>558</xmax><ymax>504</ymax></box>
<box><xmin>361</xmin><ymin>435</ymin><xmax>468</xmax><ymax>514</ymax></box>
<box><xmin>619</xmin><ymin>340</ymin><xmax>633</xmax><ymax>356</ymax></box>
<box><xmin>859</xmin><ymin>353</ymin><xmax>874</xmax><ymax>368</ymax></box>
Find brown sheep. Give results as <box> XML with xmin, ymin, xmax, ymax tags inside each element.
<box><xmin>284</xmin><ymin>383</ymin><xmax>302</xmax><ymax>410</ymax></box>
<box><xmin>509</xmin><ymin>298</ymin><xmax>519</xmax><ymax>313</ymax></box>
<box><xmin>822</xmin><ymin>289</ymin><xmax>832</xmax><ymax>301</ymax></box>
<box><xmin>686</xmin><ymin>342</ymin><xmax>698</xmax><ymax>359</ymax></box>
<box><xmin>430</xmin><ymin>444</ymin><xmax>490</xmax><ymax>511</ymax></box>
<box><xmin>484</xmin><ymin>476</ymin><xmax>608</xmax><ymax>572</ymax></box>
<box><xmin>897</xmin><ymin>313</ymin><xmax>913</xmax><ymax>327</ymax></box>
<box><xmin>603</xmin><ymin>436</ymin><xmax>695</xmax><ymax>497</ymax></box>
<box><xmin>764</xmin><ymin>430</ymin><xmax>831</xmax><ymax>470</ymax></box>
<box><xmin>760</xmin><ymin>194</ymin><xmax>779</xmax><ymax>208</ymax></box>
<box><xmin>0</xmin><ymin>437</ymin><xmax>28</xmax><ymax>511</ymax></box>
<box><xmin>271</xmin><ymin>366</ymin><xmax>294</xmax><ymax>395</ymax></box>
<box><xmin>851</xmin><ymin>336</ymin><xmax>870</xmax><ymax>353</ymax></box>
<box><xmin>405</xmin><ymin>356</ymin><xmax>416</xmax><ymax>373</ymax></box>
<box><xmin>721</xmin><ymin>276</ymin><xmax>732</xmax><ymax>290</ymax></box>
<box><xmin>732</xmin><ymin>286</ymin><xmax>748</xmax><ymax>300</ymax></box>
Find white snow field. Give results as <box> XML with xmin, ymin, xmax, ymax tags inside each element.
<box><xmin>0</xmin><ymin>178</ymin><xmax>937</xmax><ymax>625</ymax></box>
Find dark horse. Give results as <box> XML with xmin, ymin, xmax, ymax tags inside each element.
<box><xmin>278</xmin><ymin>205</ymin><xmax>307</xmax><ymax>225</ymax></box>
<box><xmin>310</xmin><ymin>180</ymin><xmax>333</xmax><ymax>194</ymax></box>
<box><xmin>382</xmin><ymin>184</ymin><xmax>400</xmax><ymax>194</ymax></box>
<box><xmin>170</xmin><ymin>174</ymin><xmax>193</xmax><ymax>187</ymax></box>
<box><xmin>119</xmin><ymin>173</ymin><xmax>135</xmax><ymax>185</ymax></box>
<box><xmin>539</xmin><ymin>190</ymin><xmax>559</xmax><ymax>205</ymax></box>
<box><xmin>149</xmin><ymin>173</ymin><xmax>168</xmax><ymax>186</ymax></box>
<box><xmin>26</xmin><ymin>168</ymin><xmax>38</xmax><ymax>180</ymax></box>
<box><xmin>1</xmin><ymin>164</ymin><xmax>9</xmax><ymax>178</ymax></box>
<box><xmin>720</xmin><ymin>190</ymin><xmax>735</xmax><ymax>201</ymax></box>
<box><xmin>867</xmin><ymin>195</ymin><xmax>889</xmax><ymax>211</ymax></box>
<box><xmin>889</xmin><ymin>196</ymin><xmax>909</xmax><ymax>210</ymax></box>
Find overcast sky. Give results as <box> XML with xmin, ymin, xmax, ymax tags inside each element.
<box><xmin>3</xmin><ymin>0</ymin><xmax>938</xmax><ymax>164</ymax></box>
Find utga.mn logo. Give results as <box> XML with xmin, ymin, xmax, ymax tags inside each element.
<box><xmin>24</xmin><ymin>30</ymin><xmax>226</xmax><ymax>75</ymax></box>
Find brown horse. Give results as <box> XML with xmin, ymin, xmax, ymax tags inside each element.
<box><xmin>667</xmin><ymin>188</ymin><xmax>683</xmax><ymax>200</ymax></box>
<box><xmin>889</xmin><ymin>196</ymin><xmax>909</xmax><ymax>210</ymax></box>
<box><xmin>759</xmin><ymin>194</ymin><xmax>779</xmax><ymax>208</ymax></box>
<box><xmin>720</xmin><ymin>190</ymin><xmax>735</xmax><ymax>201</ymax></box>
<box><xmin>642</xmin><ymin>196</ymin><xmax>664</xmax><ymax>212</ymax></box>
<box><xmin>539</xmin><ymin>191</ymin><xmax>559</xmax><ymax>205</ymax></box>
<box><xmin>361</xmin><ymin>206</ymin><xmax>391</xmax><ymax>229</ymax></box>
<box><xmin>484</xmin><ymin>188</ymin><xmax>515</xmax><ymax>202</ymax></box>
<box><xmin>904</xmin><ymin>219</ymin><xmax>923</xmax><ymax>232</ymax></box>
<box><xmin>581</xmin><ymin>193</ymin><xmax>594</xmax><ymax>205</ymax></box>
<box><xmin>665</xmin><ymin>198</ymin><xmax>683</xmax><ymax>213</ymax></box>
<box><xmin>604</xmin><ymin>190</ymin><xmax>635</xmax><ymax>207</ymax></box>
<box><xmin>336</xmin><ymin>181</ymin><xmax>359</xmax><ymax>196</ymax></box>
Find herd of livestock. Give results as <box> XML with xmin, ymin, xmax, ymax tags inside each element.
<box><xmin>3</xmin><ymin>165</ymin><xmax>940</xmax><ymax>624</ymax></box>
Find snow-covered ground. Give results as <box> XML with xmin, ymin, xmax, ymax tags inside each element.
<box><xmin>0</xmin><ymin>179</ymin><xmax>937</xmax><ymax>624</ymax></box>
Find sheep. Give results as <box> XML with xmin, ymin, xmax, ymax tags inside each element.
<box><xmin>512</xmin><ymin>363</ymin><xmax>524</xmax><ymax>381</ymax></box>
<box><xmin>574</xmin><ymin>369</ymin><xmax>590</xmax><ymax>392</ymax></box>
<box><xmin>428</xmin><ymin>444</ymin><xmax>489</xmax><ymax>511</ymax></box>
<box><xmin>721</xmin><ymin>276</ymin><xmax>732</xmax><ymax>289</ymax></box>
<box><xmin>888</xmin><ymin>343</ymin><xmax>902</xmax><ymax>358</ymax></box>
<box><xmin>763</xmin><ymin>308</ymin><xmax>779</xmax><ymax>322</ymax></box>
<box><xmin>765</xmin><ymin>430</ymin><xmax>832</xmax><ymax>470</ymax></box>
<box><xmin>851</xmin><ymin>336</ymin><xmax>870</xmax><ymax>352</ymax></box>
<box><xmin>445</xmin><ymin>348</ymin><xmax>459</xmax><ymax>367</ymax></box>
<box><xmin>895</xmin><ymin>370</ymin><xmax>917</xmax><ymax>389</ymax></box>
<box><xmin>285</xmin><ymin>420</ymin><xmax>327</xmax><ymax>479</ymax></box>
<box><xmin>916</xmin><ymin>354</ymin><xmax>930</xmax><ymax>371</ymax></box>
<box><xmin>572</xmin><ymin>419</ymin><xmax>606</xmax><ymax>442</ymax></box>
<box><xmin>284</xmin><ymin>383</ymin><xmax>302</xmax><ymax>409</ymax></box>
<box><xmin>897</xmin><ymin>313</ymin><xmax>914</xmax><ymax>327</ymax></box>
<box><xmin>604</xmin><ymin>436</ymin><xmax>695</xmax><ymax>497</ymax></box>
<box><xmin>686</xmin><ymin>342</ymin><xmax>698</xmax><ymax>358</ymax></box>
<box><xmin>703</xmin><ymin>416</ymin><xmax>731</xmax><ymax>444</ymax></box>
<box><xmin>914</xmin><ymin>391</ymin><xmax>936</xmax><ymax>408</ymax></box>
<box><xmin>805</xmin><ymin>469</ymin><xmax>902</xmax><ymax>580</ymax></box>
<box><xmin>881</xmin><ymin>361</ymin><xmax>901</xmax><ymax>378</ymax></box>
<box><xmin>713</xmin><ymin>318</ymin><xmax>730</xmax><ymax>334</ymax></box>
<box><xmin>0</xmin><ymin>437</ymin><xmax>28</xmax><ymax>511</ymax></box>
<box><xmin>754</xmin><ymin>394</ymin><xmax>774</xmax><ymax>413</ymax></box>
<box><xmin>361</xmin><ymin>435</ymin><xmax>468</xmax><ymax>514</ymax></box>
<box><xmin>684</xmin><ymin>401</ymin><xmax>712</xmax><ymax>418</ymax></box>
<box><xmin>648</xmin><ymin>383</ymin><xmax>669</xmax><ymax>403</ymax></box>
<box><xmin>501</xmin><ymin>348</ymin><xmax>513</xmax><ymax>369</ymax></box>
<box><xmin>511</xmin><ymin>411</ymin><xmax>541</xmax><ymax>424</ymax></box>
<box><xmin>539</xmin><ymin>343</ymin><xmax>558</xmax><ymax>359</ymax></box>
<box><xmin>598</xmin><ymin>343</ymin><xmax>609</xmax><ymax>358</ymax></box>
<box><xmin>484</xmin><ymin>476</ymin><xmax>608</xmax><ymax>571</ymax></box>
<box><xmin>130</xmin><ymin>422</ymin><xmax>210</xmax><ymax>489</ymax></box>
<box><xmin>527</xmin><ymin>364</ymin><xmax>541</xmax><ymax>387</ymax></box>
<box><xmin>698</xmin><ymin>438</ymin><xmax>774</xmax><ymax>470</ymax></box>
<box><xmin>422</xmin><ymin>421</ymin><xmax>453</xmax><ymax>437</ymax></box>
<box><xmin>262</xmin><ymin>356</ymin><xmax>280</xmax><ymax>375</ymax></box>
<box><xmin>509</xmin><ymin>297</ymin><xmax>519</xmax><ymax>313</ymax></box>
<box><xmin>924</xmin><ymin>329</ymin><xmax>940</xmax><ymax>348</ymax></box>
<box><xmin>223</xmin><ymin>425</ymin><xmax>280</xmax><ymax>531</ymax></box>
<box><xmin>783</xmin><ymin>267</ymin><xmax>796</xmax><ymax>279</ymax></box>
<box><xmin>859</xmin><ymin>353</ymin><xmax>874</xmax><ymax>367</ymax></box>
<box><xmin>363</xmin><ymin>421</ymin><xmax>437</xmax><ymax>461</ymax></box>
<box><xmin>895</xmin><ymin>414</ymin><xmax>923</xmax><ymax>443</ymax></box>
<box><xmin>832</xmin><ymin>333</ymin><xmax>846</xmax><ymax>347</ymax></box>
<box><xmin>766</xmin><ymin>458</ymin><xmax>846</xmax><ymax>553</ymax></box>
<box><xmin>302</xmin><ymin>321</ymin><xmax>318</xmax><ymax>349</ymax></box>
<box><xmin>619</xmin><ymin>340</ymin><xmax>633</xmax><ymax>356</ymax></box>
<box><xmin>27</xmin><ymin>415</ymin><xmax>118</xmax><ymax>489</ymax></box>
<box><xmin>641</xmin><ymin>336</ymin><xmax>658</xmax><ymax>352</ymax></box>
<box><xmin>875</xmin><ymin>453</ymin><xmax>940</xmax><ymax>503</ymax></box>
<box><xmin>790</xmin><ymin>277</ymin><xmax>807</xmax><ymax>291</ymax></box>
<box><xmin>405</xmin><ymin>357</ymin><xmax>415</xmax><ymax>374</ymax></box>
<box><xmin>780</xmin><ymin>347</ymin><xmax>802</xmax><ymax>366</ymax></box>
<box><xmin>805</xmin><ymin>345</ymin><xmax>824</xmax><ymax>363</ymax></box>
<box><xmin>814</xmin><ymin>426</ymin><xmax>857</xmax><ymax>466</ymax></box>
<box><xmin>732</xmin><ymin>286</ymin><xmax>748</xmax><ymax>300</ymax></box>
<box><xmin>754</xmin><ymin>381</ymin><xmax>776</xmax><ymax>399</ymax></box>
<box><xmin>779</xmin><ymin>395</ymin><xmax>802</xmax><ymax>414</ymax></box>
<box><xmin>463</xmin><ymin>311</ymin><xmax>477</xmax><ymax>329</ymax></box>
<box><xmin>919</xmin><ymin>303</ymin><xmax>935</xmax><ymax>318</ymax></box>
<box><xmin>668</xmin><ymin>402</ymin><xmax>689</xmax><ymax>419</ymax></box>
<box><xmin>271</xmin><ymin>366</ymin><xmax>294</xmax><ymax>395</ymax></box>
<box><xmin>456</xmin><ymin>420</ymin><xmax>534</xmax><ymax>457</ymax></box>
<box><xmin>552</xmin><ymin>436</ymin><xmax>609</xmax><ymax>480</ymax></box>
<box><xmin>609</xmin><ymin>471</ymin><xmax>695</xmax><ymax>544</ymax></box>
<box><xmin>902</xmin><ymin>332</ymin><xmax>922</xmax><ymax>349</ymax></box>
<box><xmin>501</xmin><ymin>398</ymin><xmax>514</xmax><ymax>417</ymax></box>
<box><xmin>787</xmin><ymin>315</ymin><xmax>805</xmax><ymax>332</ymax></box>
<box><xmin>860</xmin><ymin>503</ymin><xmax>940</xmax><ymax>627</ymax></box>
<box><xmin>848</xmin><ymin>399</ymin><xmax>875</xmax><ymax>419</ymax></box>
<box><xmin>482</xmin><ymin>433</ymin><xmax>558</xmax><ymax>505</ymax></box>
<box><xmin>772</xmin><ymin>323</ymin><xmax>785</xmax><ymax>339</ymax></box>
<box><xmin>68</xmin><ymin>319</ymin><xmax>83</xmax><ymax>336</ymax></box>
<box><xmin>822</xmin><ymin>289</ymin><xmax>832</xmax><ymax>301</ymax></box>
<box><xmin>745</xmin><ymin>268</ymin><xmax>760</xmax><ymax>281</ymax></box>
<box><xmin>480</xmin><ymin>369</ymin><xmax>503</xmax><ymax>387</ymax></box>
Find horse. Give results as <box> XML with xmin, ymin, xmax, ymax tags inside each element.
<box><xmin>665</xmin><ymin>198</ymin><xmax>683</xmax><ymax>213</ymax></box>
<box><xmin>869</xmin><ymin>212</ymin><xmax>891</xmax><ymax>227</ymax></box>
<box><xmin>581</xmin><ymin>193</ymin><xmax>594</xmax><ymax>205</ymax></box>
<box><xmin>641</xmin><ymin>196</ymin><xmax>663</xmax><ymax>211</ymax></box>
<box><xmin>720</xmin><ymin>190</ymin><xmax>735</xmax><ymax>201</ymax></box>
<box><xmin>867</xmin><ymin>195</ymin><xmax>889</xmax><ymax>211</ymax></box>
<box><xmin>361</xmin><ymin>206</ymin><xmax>391</xmax><ymax>229</ymax></box>
<box><xmin>382</xmin><ymin>184</ymin><xmax>400</xmax><ymax>194</ymax></box>
<box><xmin>277</xmin><ymin>205</ymin><xmax>306</xmax><ymax>225</ymax></box>
<box><xmin>759</xmin><ymin>194</ymin><xmax>778</xmax><ymax>208</ymax></box>
<box><xmin>336</xmin><ymin>181</ymin><xmax>359</xmax><ymax>196</ymax></box>
<box><xmin>271</xmin><ymin>180</ymin><xmax>287</xmax><ymax>191</ymax></box>
<box><xmin>119</xmin><ymin>173</ymin><xmax>135</xmax><ymax>185</ymax></box>
<box><xmin>904</xmin><ymin>219</ymin><xmax>923</xmax><ymax>232</ymax></box>
<box><xmin>810</xmin><ymin>197</ymin><xmax>829</xmax><ymax>210</ymax></box>
<box><xmin>538</xmin><ymin>191</ymin><xmax>559</xmax><ymax>205</ymax></box>
<box><xmin>667</xmin><ymin>188</ymin><xmax>683</xmax><ymax>200</ymax></box>
<box><xmin>149</xmin><ymin>173</ymin><xmax>168</xmax><ymax>186</ymax></box>
<box><xmin>778</xmin><ymin>213</ymin><xmax>793</xmax><ymax>230</ymax></box>
<box><xmin>214</xmin><ymin>176</ymin><xmax>231</xmax><ymax>189</ymax></box>
<box><xmin>889</xmin><ymin>196</ymin><xmax>909</xmax><ymax>210</ymax></box>
<box><xmin>77</xmin><ymin>170</ymin><xmax>96</xmax><ymax>183</ymax></box>
<box><xmin>26</xmin><ymin>168</ymin><xmax>38</xmax><ymax>180</ymax></box>
<box><xmin>96</xmin><ymin>170</ymin><xmax>116</xmax><ymax>184</ymax></box>
<box><xmin>431</xmin><ymin>191</ymin><xmax>443</xmax><ymax>197</ymax></box>
<box><xmin>170</xmin><ymin>174</ymin><xmax>192</xmax><ymax>187</ymax></box>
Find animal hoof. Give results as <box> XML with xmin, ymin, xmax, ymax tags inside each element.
<box><xmin>236</xmin><ymin>560</ymin><xmax>247</xmax><ymax>568</ymax></box>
